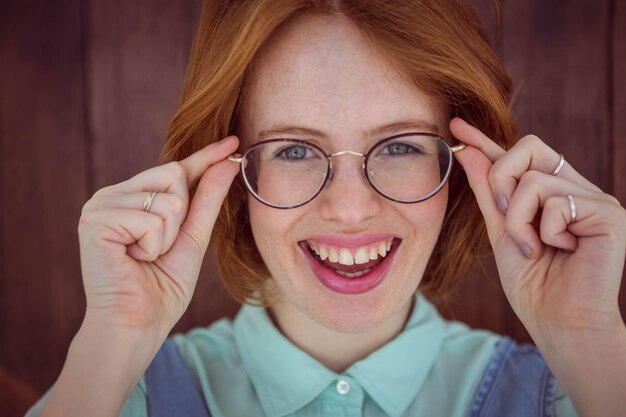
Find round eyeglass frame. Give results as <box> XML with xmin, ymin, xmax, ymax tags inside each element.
<box><xmin>228</xmin><ymin>132</ymin><xmax>465</xmax><ymax>209</ymax></box>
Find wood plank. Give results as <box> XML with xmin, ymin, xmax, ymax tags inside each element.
<box><xmin>501</xmin><ymin>0</ymin><xmax>613</xmax><ymax>341</ymax></box>
<box><xmin>85</xmin><ymin>0</ymin><xmax>188</xmax><ymax>189</ymax></box>
<box><xmin>0</xmin><ymin>0</ymin><xmax>88</xmax><ymax>398</ymax></box>
<box><xmin>612</xmin><ymin>0</ymin><xmax>626</xmax><ymax>317</ymax></box>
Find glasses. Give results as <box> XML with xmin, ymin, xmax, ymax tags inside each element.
<box><xmin>228</xmin><ymin>133</ymin><xmax>465</xmax><ymax>209</ymax></box>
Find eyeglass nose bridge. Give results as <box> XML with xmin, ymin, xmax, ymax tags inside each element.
<box><xmin>326</xmin><ymin>149</ymin><xmax>367</xmax><ymax>182</ymax></box>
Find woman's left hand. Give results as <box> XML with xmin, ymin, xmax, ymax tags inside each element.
<box><xmin>450</xmin><ymin>117</ymin><xmax>626</xmax><ymax>339</ymax></box>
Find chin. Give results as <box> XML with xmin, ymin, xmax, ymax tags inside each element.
<box><xmin>296</xmin><ymin>280</ymin><xmax>417</xmax><ymax>334</ymax></box>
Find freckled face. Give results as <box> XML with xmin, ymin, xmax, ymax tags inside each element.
<box><xmin>237</xmin><ymin>14</ymin><xmax>448</xmax><ymax>333</ymax></box>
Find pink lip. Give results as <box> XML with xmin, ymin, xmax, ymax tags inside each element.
<box><xmin>298</xmin><ymin>238</ymin><xmax>400</xmax><ymax>295</ymax></box>
<box><xmin>304</xmin><ymin>233</ymin><xmax>397</xmax><ymax>248</ymax></box>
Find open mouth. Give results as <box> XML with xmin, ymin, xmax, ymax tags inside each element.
<box><xmin>298</xmin><ymin>237</ymin><xmax>402</xmax><ymax>294</ymax></box>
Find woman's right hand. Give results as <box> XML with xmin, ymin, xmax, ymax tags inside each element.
<box><xmin>77</xmin><ymin>135</ymin><xmax>240</xmax><ymax>335</ymax></box>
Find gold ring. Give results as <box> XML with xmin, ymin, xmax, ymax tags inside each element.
<box><xmin>143</xmin><ymin>191</ymin><xmax>158</xmax><ymax>213</ymax></box>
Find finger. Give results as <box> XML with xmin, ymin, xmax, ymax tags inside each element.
<box><xmin>541</xmin><ymin>194</ymin><xmax>626</xmax><ymax>254</ymax></box>
<box><xmin>505</xmin><ymin>171</ymin><xmax>604</xmax><ymax>258</ymax></box>
<box><xmin>449</xmin><ymin>117</ymin><xmax>506</xmax><ymax>163</ymax></box>
<box><xmin>453</xmin><ymin>144</ymin><xmax>505</xmax><ymax>243</ymax></box>
<box><xmin>99</xmin><ymin>136</ymin><xmax>238</xmax><ymax>199</ymax></box>
<box><xmin>489</xmin><ymin>135</ymin><xmax>602</xmax><ymax>212</ymax></box>
<box><xmin>86</xmin><ymin>192</ymin><xmax>187</xmax><ymax>255</ymax></box>
<box><xmin>539</xmin><ymin>195</ymin><xmax>578</xmax><ymax>252</ymax></box>
<box><xmin>179</xmin><ymin>135</ymin><xmax>240</xmax><ymax>188</ymax></box>
<box><xmin>166</xmin><ymin>157</ymin><xmax>240</xmax><ymax>261</ymax></box>
<box><xmin>101</xmin><ymin>161</ymin><xmax>190</xmax><ymax>199</ymax></box>
<box><xmin>82</xmin><ymin>208</ymin><xmax>165</xmax><ymax>262</ymax></box>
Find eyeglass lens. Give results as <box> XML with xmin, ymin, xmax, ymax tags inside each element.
<box><xmin>240</xmin><ymin>135</ymin><xmax>452</xmax><ymax>208</ymax></box>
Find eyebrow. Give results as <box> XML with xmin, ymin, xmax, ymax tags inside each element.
<box><xmin>256</xmin><ymin>119</ymin><xmax>441</xmax><ymax>140</ymax></box>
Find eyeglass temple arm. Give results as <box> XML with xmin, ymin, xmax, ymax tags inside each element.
<box><xmin>450</xmin><ymin>144</ymin><xmax>465</xmax><ymax>153</ymax></box>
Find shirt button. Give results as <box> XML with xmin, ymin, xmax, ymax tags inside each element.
<box><xmin>336</xmin><ymin>379</ymin><xmax>351</xmax><ymax>395</ymax></box>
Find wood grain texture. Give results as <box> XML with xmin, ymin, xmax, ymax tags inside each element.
<box><xmin>502</xmin><ymin>0</ymin><xmax>611</xmax><ymax>187</ymax></box>
<box><xmin>0</xmin><ymin>0</ymin><xmax>88</xmax><ymax>413</ymax></box>
<box><xmin>612</xmin><ymin>0</ymin><xmax>626</xmax><ymax>315</ymax></box>
<box><xmin>85</xmin><ymin>0</ymin><xmax>188</xmax><ymax>189</ymax></box>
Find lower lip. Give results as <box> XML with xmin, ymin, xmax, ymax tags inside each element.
<box><xmin>299</xmin><ymin>241</ymin><xmax>399</xmax><ymax>295</ymax></box>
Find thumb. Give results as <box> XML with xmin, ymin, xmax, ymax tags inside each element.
<box><xmin>454</xmin><ymin>146</ymin><xmax>505</xmax><ymax>242</ymax></box>
<box><xmin>169</xmin><ymin>157</ymin><xmax>240</xmax><ymax>261</ymax></box>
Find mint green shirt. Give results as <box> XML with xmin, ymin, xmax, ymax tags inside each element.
<box><xmin>26</xmin><ymin>292</ymin><xmax>577</xmax><ymax>416</ymax></box>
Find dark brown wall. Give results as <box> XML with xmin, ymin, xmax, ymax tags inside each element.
<box><xmin>1</xmin><ymin>1</ymin><xmax>624</xmax><ymax>416</ymax></box>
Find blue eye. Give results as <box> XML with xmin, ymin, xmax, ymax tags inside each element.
<box><xmin>276</xmin><ymin>145</ymin><xmax>314</xmax><ymax>160</ymax></box>
<box><xmin>382</xmin><ymin>142</ymin><xmax>422</xmax><ymax>155</ymax></box>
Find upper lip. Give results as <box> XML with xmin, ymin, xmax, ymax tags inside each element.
<box><xmin>300</xmin><ymin>234</ymin><xmax>399</xmax><ymax>248</ymax></box>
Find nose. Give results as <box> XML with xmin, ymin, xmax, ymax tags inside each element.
<box><xmin>317</xmin><ymin>153</ymin><xmax>382</xmax><ymax>227</ymax></box>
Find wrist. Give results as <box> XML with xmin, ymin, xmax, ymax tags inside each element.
<box><xmin>532</xmin><ymin>324</ymin><xmax>626</xmax><ymax>417</ymax></box>
<box><xmin>527</xmin><ymin>308</ymin><xmax>625</xmax><ymax>349</ymax></box>
<box><xmin>40</xmin><ymin>318</ymin><xmax>166</xmax><ymax>417</ymax></box>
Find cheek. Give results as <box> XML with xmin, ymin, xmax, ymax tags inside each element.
<box><xmin>410</xmin><ymin>186</ymin><xmax>448</xmax><ymax>230</ymax></box>
<box><xmin>248</xmin><ymin>197</ymin><xmax>298</xmax><ymax>263</ymax></box>
<box><xmin>402</xmin><ymin>187</ymin><xmax>449</xmax><ymax>260</ymax></box>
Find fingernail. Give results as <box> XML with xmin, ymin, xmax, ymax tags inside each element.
<box><xmin>519</xmin><ymin>242</ymin><xmax>533</xmax><ymax>258</ymax></box>
<box><xmin>496</xmin><ymin>194</ymin><xmax>509</xmax><ymax>211</ymax></box>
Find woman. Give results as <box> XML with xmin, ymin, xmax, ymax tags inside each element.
<box><xmin>28</xmin><ymin>0</ymin><xmax>625</xmax><ymax>416</ymax></box>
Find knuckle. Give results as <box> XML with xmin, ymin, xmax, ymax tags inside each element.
<box><xmin>603</xmin><ymin>193</ymin><xmax>621</xmax><ymax>207</ymax></box>
<box><xmin>518</xmin><ymin>170</ymin><xmax>542</xmax><ymax>188</ymax></box>
<box><xmin>77</xmin><ymin>213</ymin><xmax>91</xmax><ymax>232</ymax></box>
<box><xmin>518</xmin><ymin>134</ymin><xmax>543</xmax><ymax>148</ymax></box>
<box><xmin>488</xmin><ymin>162</ymin><xmax>502</xmax><ymax>183</ymax></box>
<box><xmin>543</xmin><ymin>196</ymin><xmax>560</xmax><ymax>212</ymax></box>
<box><xmin>180</xmin><ymin>224</ymin><xmax>207</xmax><ymax>254</ymax></box>
<box><xmin>168</xmin><ymin>161</ymin><xmax>187</xmax><ymax>181</ymax></box>
<box><xmin>92</xmin><ymin>184</ymin><xmax>118</xmax><ymax>198</ymax></box>
<box><xmin>168</xmin><ymin>194</ymin><xmax>187</xmax><ymax>214</ymax></box>
<box><xmin>149</xmin><ymin>215</ymin><xmax>163</xmax><ymax>231</ymax></box>
<box><xmin>504</xmin><ymin>215</ymin><xmax>521</xmax><ymax>235</ymax></box>
<box><xmin>81</xmin><ymin>199</ymin><xmax>94</xmax><ymax>215</ymax></box>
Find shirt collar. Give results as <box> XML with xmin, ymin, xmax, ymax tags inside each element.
<box><xmin>347</xmin><ymin>292</ymin><xmax>445</xmax><ymax>417</ymax></box>
<box><xmin>233</xmin><ymin>303</ymin><xmax>337</xmax><ymax>417</ymax></box>
<box><xmin>233</xmin><ymin>292</ymin><xmax>445</xmax><ymax>417</ymax></box>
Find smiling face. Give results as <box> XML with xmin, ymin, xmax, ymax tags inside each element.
<box><xmin>237</xmin><ymin>14</ymin><xmax>449</xmax><ymax>334</ymax></box>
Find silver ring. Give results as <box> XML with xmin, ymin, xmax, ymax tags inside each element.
<box><xmin>566</xmin><ymin>194</ymin><xmax>577</xmax><ymax>223</ymax></box>
<box><xmin>551</xmin><ymin>154</ymin><xmax>565</xmax><ymax>176</ymax></box>
<box><xmin>143</xmin><ymin>191</ymin><xmax>158</xmax><ymax>213</ymax></box>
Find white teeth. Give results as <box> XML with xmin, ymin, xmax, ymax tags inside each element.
<box><xmin>307</xmin><ymin>238</ymin><xmax>395</xmax><ymax>265</ymax></box>
<box><xmin>354</xmin><ymin>248</ymin><xmax>369</xmax><ymax>264</ymax></box>
<box><xmin>338</xmin><ymin>249</ymin><xmax>354</xmax><ymax>266</ymax></box>
<box><xmin>378</xmin><ymin>241</ymin><xmax>387</xmax><ymax>257</ymax></box>
<box><xmin>328</xmin><ymin>247</ymin><xmax>339</xmax><ymax>263</ymax></box>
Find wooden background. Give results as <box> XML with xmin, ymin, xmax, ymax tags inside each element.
<box><xmin>1</xmin><ymin>0</ymin><xmax>624</xmax><ymax>415</ymax></box>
